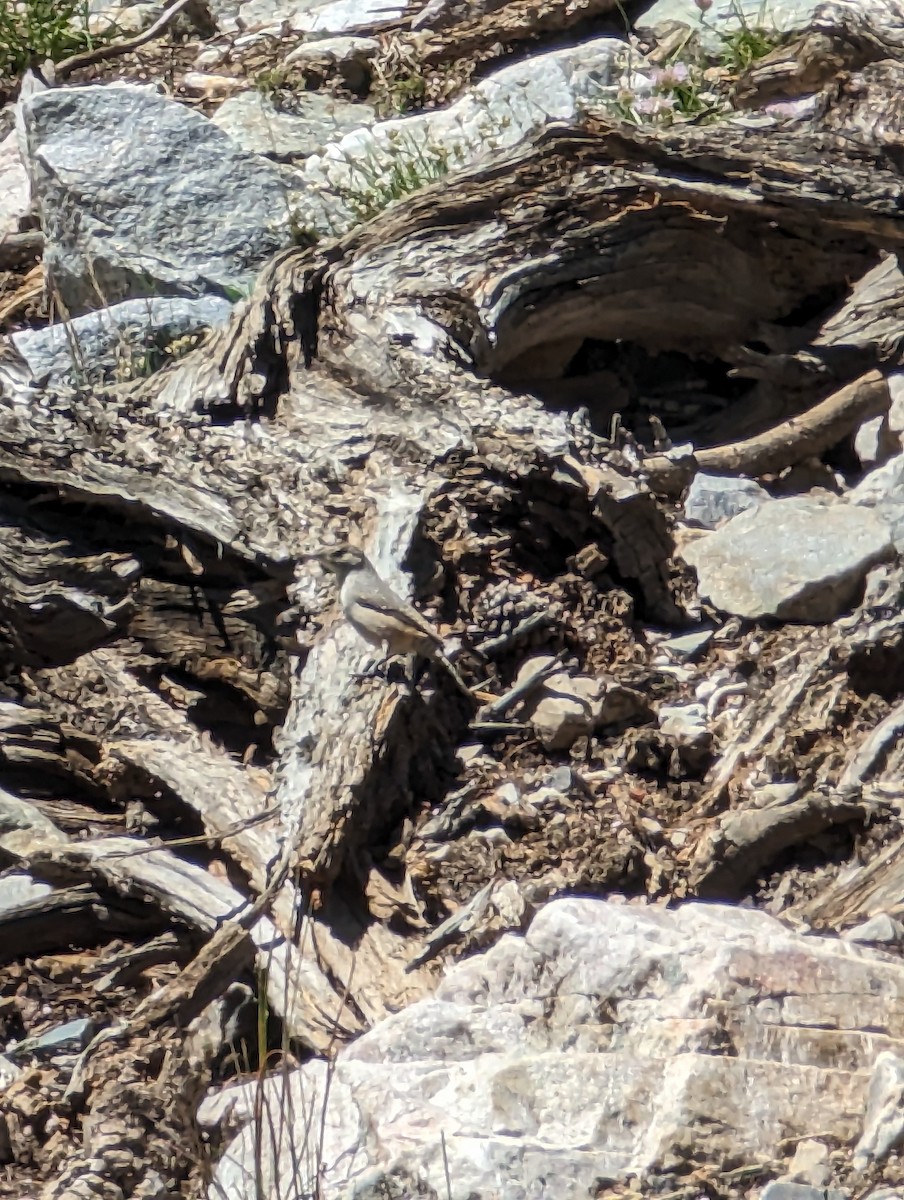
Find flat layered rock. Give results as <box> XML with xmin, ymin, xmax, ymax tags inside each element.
<box><xmin>211</xmin><ymin>91</ymin><xmax>374</xmax><ymax>159</ymax></box>
<box><xmin>202</xmin><ymin>898</ymin><xmax>904</xmax><ymax>1199</ymax></box>
<box><xmin>682</xmin><ymin>496</ymin><xmax>894</xmax><ymax>621</ymax></box>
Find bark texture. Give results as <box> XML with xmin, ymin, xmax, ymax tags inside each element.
<box><xmin>8</xmin><ymin>3</ymin><xmax>904</xmax><ymax>1194</ymax></box>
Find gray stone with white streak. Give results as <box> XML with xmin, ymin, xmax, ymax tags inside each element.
<box><xmin>21</xmin><ymin>84</ymin><xmax>304</xmax><ymax>310</ymax></box>
<box><xmin>12</xmin><ymin>296</ymin><xmax>233</xmax><ymax>386</ymax></box>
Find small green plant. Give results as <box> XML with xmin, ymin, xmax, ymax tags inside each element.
<box><xmin>254</xmin><ymin>65</ymin><xmax>291</xmax><ymax>97</ymax></box>
<box><xmin>697</xmin><ymin>0</ymin><xmax>780</xmax><ymax>75</ymax></box>
<box><xmin>337</xmin><ymin>132</ymin><xmax>453</xmax><ymax>224</ymax></box>
<box><xmin>376</xmin><ymin>68</ymin><xmax>427</xmax><ymax>116</ymax></box>
<box><xmin>717</xmin><ymin>20</ymin><xmax>777</xmax><ymax>73</ymax></box>
<box><xmin>0</xmin><ymin>0</ymin><xmax>98</xmax><ymax>76</ymax></box>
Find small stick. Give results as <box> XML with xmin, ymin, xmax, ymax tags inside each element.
<box><xmin>476</xmin><ymin>653</ymin><xmax>565</xmax><ymax>723</ymax></box>
<box><xmin>55</xmin><ymin>0</ymin><xmax>196</xmax><ymax>80</ymax></box>
<box><xmin>478</xmin><ymin>611</ymin><xmax>553</xmax><ymax>657</ymax></box>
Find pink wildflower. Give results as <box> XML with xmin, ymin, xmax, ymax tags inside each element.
<box><xmin>650</xmin><ymin>61</ymin><xmax>690</xmax><ymax>87</ymax></box>
<box><xmin>635</xmin><ymin>94</ymin><xmax>676</xmax><ymax>116</ymax></box>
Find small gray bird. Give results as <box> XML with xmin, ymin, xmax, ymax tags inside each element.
<box><xmin>315</xmin><ymin>543</ymin><xmax>476</xmax><ymax>697</ymax></box>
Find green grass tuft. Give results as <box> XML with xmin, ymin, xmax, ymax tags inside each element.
<box><xmin>0</xmin><ymin>0</ymin><xmax>101</xmax><ymax>76</ymax></box>
<box><xmin>338</xmin><ymin>134</ymin><xmax>452</xmax><ymax>224</ymax></box>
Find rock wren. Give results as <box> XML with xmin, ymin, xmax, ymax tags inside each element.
<box><xmin>315</xmin><ymin>543</ymin><xmax>475</xmax><ymax>697</ymax></box>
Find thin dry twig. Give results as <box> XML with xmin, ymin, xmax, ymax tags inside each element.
<box><xmin>100</xmin><ymin>808</ymin><xmax>282</xmax><ymax>860</ymax></box>
<box><xmin>476</xmin><ymin>653</ymin><xmax>566</xmax><ymax>722</ymax></box>
<box><xmin>54</xmin><ymin>0</ymin><xmax>196</xmax><ymax>79</ymax></box>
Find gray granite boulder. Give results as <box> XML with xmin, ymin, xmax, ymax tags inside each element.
<box><xmin>682</xmin><ymin>496</ymin><xmax>894</xmax><ymax>621</ymax></box>
<box><xmin>21</xmin><ymin>85</ymin><xmax>304</xmax><ymax>310</ymax></box>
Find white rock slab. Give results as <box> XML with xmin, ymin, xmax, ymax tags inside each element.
<box><xmin>306</xmin><ymin>0</ymin><xmax>412</xmax><ymax>31</ymax></box>
<box><xmin>203</xmin><ymin>898</ymin><xmax>904</xmax><ymax>1199</ymax></box>
<box><xmin>204</xmin><ymin>0</ymin><xmax>413</xmax><ymax>34</ymax></box>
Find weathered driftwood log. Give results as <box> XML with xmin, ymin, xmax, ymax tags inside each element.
<box><xmin>641</xmin><ymin>369</ymin><xmax>890</xmax><ymax>496</ymax></box>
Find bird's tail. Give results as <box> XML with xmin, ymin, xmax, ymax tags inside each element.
<box><xmin>432</xmin><ymin>646</ymin><xmax>493</xmax><ymax>704</ymax></box>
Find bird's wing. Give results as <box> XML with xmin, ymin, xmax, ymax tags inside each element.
<box><xmin>352</xmin><ymin>590</ymin><xmax>444</xmax><ymax>647</ymax></box>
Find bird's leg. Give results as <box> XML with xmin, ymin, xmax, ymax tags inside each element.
<box><xmin>352</xmin><ymin>652</ymin><xmax>411</xmax><ymax>684</ymax></box>
<box><xmin>352</xmin><ymin>651</ymin><xmax>392</xmax><ymax>681</ymax></box>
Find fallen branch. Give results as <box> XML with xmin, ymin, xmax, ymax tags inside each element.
<box><xmin>54</xmin><ymin>0</ymin><xmax>197</xmax><ymax>80</ymax></box>
<box><xmin>643</xmin><ymin>370</ymin><xmax>890</xmax><ymax>496</ymax></box>
<box><xmin>689</xmin><ymin>789</ymin><xmax>872</xmax><ymax>899</ymax></box>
